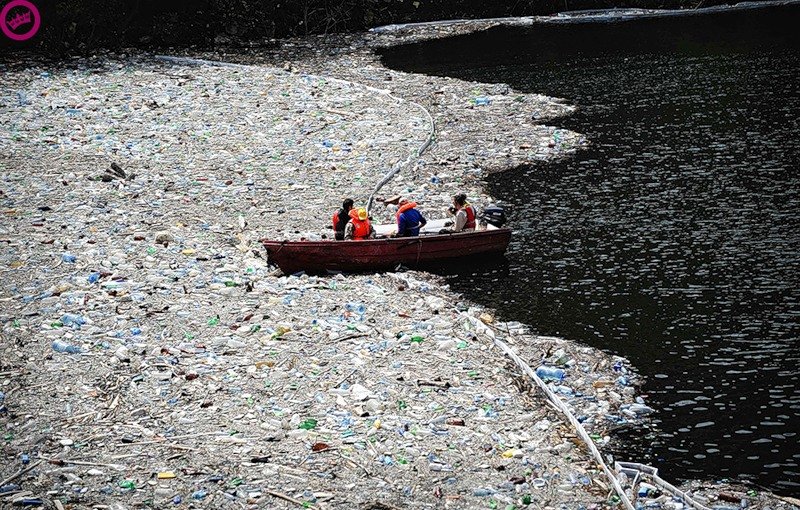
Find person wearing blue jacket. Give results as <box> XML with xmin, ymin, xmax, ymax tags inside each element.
<box><xmin>394</xmin><ymin>199</ymin><xmax>427</xmax><ymax>237</ymax></box>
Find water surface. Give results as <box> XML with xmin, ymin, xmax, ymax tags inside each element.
<box><xmin>382</xmin><ymin>4</ymin><xmax>800</xmax><ymax>494</ymax></box>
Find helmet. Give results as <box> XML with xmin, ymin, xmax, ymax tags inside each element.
<box><xmin>357</xmin><ymin>208</ymin><xmax>368</xmax><ymax>220</ymax></box>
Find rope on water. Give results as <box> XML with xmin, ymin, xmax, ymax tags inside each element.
<box><xmin>154</xmin><ymin>55</ymin><xmax>436</xmax><ymax>216</ymax></box>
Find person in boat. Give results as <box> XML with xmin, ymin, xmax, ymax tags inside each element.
<box><xmin>344</xmin><ymin>207</ymin><xmax>376</xmax><ymax>240</ymax></box>
<box><xmin>450</xmin><ymin>193</ymin><xmax>477</xmax><ymax>232</ymax></box>
<box><xmin>332</xmin><ymin>198</ymin><xmax>354</xmax><ymax>241</ymax></box>
<box><xmin>395</xmin><ymin>198</ymin><xmax>427</xmax><ymax>237</ymax></box>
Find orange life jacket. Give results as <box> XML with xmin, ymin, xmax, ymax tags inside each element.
<box><xmin>348</xmin><ymin>209</ymin><xmax>371</xmax><ymax>240</ymax></box>
<box><xmin>464</xmin><ymin>204</ymin><xmax>476</xmax><ymax>229</ymax></box>
<box><xmin>395</xmin><ymin>201</ymin><xmax>417</xmax><ymax>220</ymax></box>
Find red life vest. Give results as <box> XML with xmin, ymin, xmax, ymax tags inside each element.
<box><xmin>464</xmin><ymin>204</ymin><xmax>476</xmax><ymax>229</ymax></box>
<box><xmin>332</xmin><ymin>211</ymin><xmax>340</xmax><ymax>231</ymax></box>
<box><xmin>348</xmin><ymin>209</ymin><xmax>371</xmax><ymax>240</ymax></box>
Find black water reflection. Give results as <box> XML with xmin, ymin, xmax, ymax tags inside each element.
<box><xmin>382</xmin><ymin>4</ymin><xmax>800</xmax><ymax>494</ymax></box>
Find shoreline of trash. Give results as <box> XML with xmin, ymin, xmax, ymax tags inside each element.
<box><xmin>0</xmin><ymin>28</ymin><xmax>797</xmax><ymax>510</ymax></box>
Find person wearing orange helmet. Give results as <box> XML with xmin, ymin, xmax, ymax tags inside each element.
<box><xmin>344</xmin><ymin>207</ymin><xmax>376</xmax><ymax>240</ymax></box>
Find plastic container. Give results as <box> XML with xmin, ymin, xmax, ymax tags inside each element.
<box><xmin>472</xmin><ymin>488</ymin><xmax>495</xmax><ymax>496</ymax></box>
<box><xmin>345</xmin><ymin>302</ymin><xmax>366</xmax><ymax>315</ymax></box>
<box><xmin>60</xmin><ymin>313</ymin><xmax>86</xmax><ymax>328</ymax></box>
<box><xmin>52</xmin><ymin>340</ymin><xmax>82</xmax><ymax>354</ymax></box>
<box><xmin>535</xmin><ymin>366</ymin><xmax>566</xmax><ymax>381</ymax></box>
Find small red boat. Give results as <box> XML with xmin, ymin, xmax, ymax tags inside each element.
<box><xmin>261</xmin><ymin>227</ymin><xmax>511</xmax><ymax>274</ymax></box>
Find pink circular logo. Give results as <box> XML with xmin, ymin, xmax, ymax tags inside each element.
<box><xmin>1</xmin><ymin>0</ymin><xmax>40</xmax><ymax>41</ymax></box>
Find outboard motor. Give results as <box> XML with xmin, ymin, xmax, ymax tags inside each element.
<box><xmin>480</xmin><ymin>203</ymin><xmax>511</xmax><ymax>228</ymax></box>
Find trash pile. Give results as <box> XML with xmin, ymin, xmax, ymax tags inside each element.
<box><xmin>0</xmin><ymin>27</ymin><xmax>794</xmax><ymax>510</ymax></box>
<box><xmin>199</xmin><ymin>43</ymin><xmax>587</xmax><ymax>182</ymax></box>
<box><xmin>193</xmin><ymin>44</ymin><xmax>587</xmax><ymax>226</ymax></box>
<box><xmin>0</xmin><ymin>57</ymin><xmax>431</xmax><ymax>239</ymax></box>
<box><xmin>1</xmin><ymin>250</ymin><xmax>652</xmax><ymax>509</ymax></box>
<box><xmin>0</xmin><ymin>53</ymin><xmax>620</xmax><ymax>508</ymax></box>
<box><xmin>614</xmin><ymin>460</ymin><xmax>800</xmax><ymax>510</ymax></box>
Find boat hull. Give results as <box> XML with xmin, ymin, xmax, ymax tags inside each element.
<box><xmin>261</xmin><ymin>229</ymin><xmax>511</xmax><ymax>274</ymax></box>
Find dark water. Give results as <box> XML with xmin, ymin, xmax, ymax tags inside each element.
<box><xmin>381</xmin><ymin>4</ymin><xmax>800</xmax><ymax>495</ymax></box>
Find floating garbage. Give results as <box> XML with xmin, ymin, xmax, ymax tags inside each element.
<box><xmin>52</xmin><ymin>340</ymin><xmax>82</xmax><ymax>354</ymax></box>
<box><xmin>535</xmin><ymin>365</ymin><xmax>566</xmax><ymax>381</ymax></box>
<box><xmin>0</xmin><ymin>37</ymin><xmax>784</xmax><ymax>510</ymax></box>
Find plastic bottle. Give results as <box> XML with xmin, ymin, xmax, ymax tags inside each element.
<box><xmin>52</xmin><ymin>340</ymin><xmax>82</xmax><ymax>354</ymax></box>
<box><xmin>298</xmin><ymin>418</ymin><xmax>318</xmax><ymax>430</ymax></box>
<box><xmin>472</xmin><ymin>488</ymin><xmax>495</xmax><ymax>496</ymax></box>
<box><xmin>16</xmin><ymin>91</ymin><xmax>30</xmax><ymax>106</ymax></box>
<box><xmin>553</xmin><ymin>385</ymin><xmax>574</xmax><ymax>396</ymax></box>
<box><xmin>626</xmin><ymin>403</ymin><xmax>654</xmax><ymax>416</ymax></box>
<box><xmin>638</xmin><ymin>482</ymin><xmax>657</xmax><ymax>497</ymax></box>
<box><xmin>191</xmin><ymin>490</ymin><xmax>207</xmax><ymax>500</ymax></box>
<box><xmin>428</xmin><ymin>462</ymin><xmax>453</xmax><ymax>472</ymax></box>
<box><xmin>345</xmin><ymin>303</ymin><xmax>366</xmax><ymax>315</ymax></box>
<box><xmin>0</xmin><ymin>483</ymin><xmax>21</xmax><ymax>494</ymax></box>
<box><xmin>535</xmin><ymin>366</ymin><xmax>565</xmax><ymax>381</ymax></box>
<box><xmin>16</xmin><ymin>499</ymin><xmax>44</xmax><ymax>506</ymax></box>
<box><xmin>60</xmin><ymin>313</ymin><xmax>86</xmax><ymax>328</ymax></box>
<box><xmin>118</xmin><ymin>480</ymin><xmax>136</xmax><ymax>490</ymax></box>
<box><xmin>532</xmin><ymin>478</ymin><xmax>547</xmax><ymax>488</ymax></box>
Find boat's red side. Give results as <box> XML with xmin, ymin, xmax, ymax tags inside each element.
<box><xmin>261</xmin><ymin>229</ymin><xmax>511</xmax><ymax>274</ymax></box>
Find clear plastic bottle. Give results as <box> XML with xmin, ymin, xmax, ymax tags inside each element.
<box><xmin>60</xmin><ymin>313</ymin><xmax>86</xmax><ymax>328</ymax></box>
<box><xmin>345</xmin><ymin>302</ymin><xmax>366</xmax><ymax>315</ymax></box>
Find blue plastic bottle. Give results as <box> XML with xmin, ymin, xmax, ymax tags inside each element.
<box><xmin>535</xmin><ymin>366</ymin><xmax>566</xmax><ymax>381</ymax></box>
<box><xmin>52</xmin><ymin>340</ymin><xmax>82</xmax><ymax>354</ymax></box>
